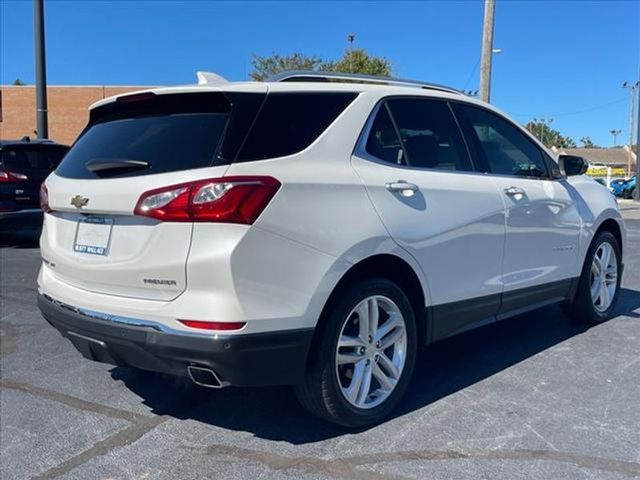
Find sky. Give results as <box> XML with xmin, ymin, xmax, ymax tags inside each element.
<box><xmin>1</xmin><ymin>0</ymin><xmax>639</xmax><ymax>147</ymax></box>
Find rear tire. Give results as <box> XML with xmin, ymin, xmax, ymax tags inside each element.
<box><xmin>564</xmin><ymin>230</ymin><xmax>621</xmax><ymax>324</ymax></box>
<box><xmin>295</xmin><ymin>278</ymin><xmax>417</xmax><ymax>427</ymax></box>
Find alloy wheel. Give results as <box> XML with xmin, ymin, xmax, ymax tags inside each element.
<box><xmin>335</xmin><ymin>295</ymin><xmax>407</xmax><ymax>409</ymax></box>
<box><xmin>590</xmin><ymin>242</ymin><xmax>618</xmax><ymax>312</ymax></box>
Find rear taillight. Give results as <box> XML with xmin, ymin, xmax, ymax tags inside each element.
<box><xmin>134</xmin><ymin>176</ymin><xmax>280</xmax><ymax>224</ymax></box>
<box><xmin>40</xmin><ymin>183</ymin><xmax>51</xmax><ymax>213</ymax></box>
<box><xmin>0</xmin><ymin>170</ymin><xmax>28</xmax><ymax>182</ymax></box>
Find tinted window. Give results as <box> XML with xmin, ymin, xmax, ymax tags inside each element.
<box><xmin>1</xmin><ymin>147</ymin><xmax>67</xmax><ymax>172</ymax></box>
<box><xmin>453</xmin><ymin>104</ymin><xmax>548</xmax><ymax>178</ymax></box>
<box><xmin>57</xmin><ymin>113</ymin><xmax>228</xmax><ymax>179</ymax></box>
<box><xmin>543</xmin><ymin>151</ymin><xmax>563</xmax><ymax>179</ymax></box>
<box><xmin>237</xmin><ymin>93</ymin><xmax>357</xmax><ymax>161</ymax></box>
<box><xmin>56</xmin><ymin>92</ymin><xmax>234</xmax><ymax>179</ymax></box>
<box><xmin>365</xmin><ymin>104</ymin><xmax>405</xmax><ymax>165</ymax></box>
<box><xmin>367</xmin><ymin>98</ymin><xmax>472</xmax><ymax>171</ymax></box>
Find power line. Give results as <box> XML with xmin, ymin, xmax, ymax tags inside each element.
<box><xmin>462</xmin><ymin>57</ymin><xmax>481</xmax><ymax>90</ymax></box>
<box><xmin>511</xmin><ymin>97</ymin><xmax>627</xmax><ymax>118</ymax></box>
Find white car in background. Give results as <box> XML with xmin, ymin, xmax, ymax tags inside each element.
<box><xmin>38</xmin><ymin>72</ymin><xmax>625</xmax><ymax>427</ymax></box>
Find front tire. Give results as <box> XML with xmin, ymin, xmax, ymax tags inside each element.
<box><xmin>295</xmin><ymin>278</ymin><xmax>417</xmax><ymax>427</ymax></box>
<box><xmin>564</xmin><ymin>230</ymin><xmax>621</xmax><ymax>324</ymax></box>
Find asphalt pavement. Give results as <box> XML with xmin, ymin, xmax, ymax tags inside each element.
<box><xmin>1</xmin><ymin>202</ymin><xmax>639</xmax><ymax>480</ymax></box>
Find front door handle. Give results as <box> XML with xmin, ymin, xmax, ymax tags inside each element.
<box><xmin>504</xmin><ymin>186</ymin><xmax>525</xmax><ymax>197</ymax></box>
<box><xmin>385</xmin><ymin>181</ymin><xmax>419</xmax><ymax>197</ymax></box>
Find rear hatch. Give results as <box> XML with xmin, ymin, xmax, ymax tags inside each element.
<box><xmin>0</xmin><ymin>143</ymin><xmax>68</xmax><ymax>211</ymax></box>
<box><xmin>41</xmin><ymin>88</ymin><xmax>267</xmax><ymax>301</ymax></box>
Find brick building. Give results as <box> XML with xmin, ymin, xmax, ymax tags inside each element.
<box><xmin>0</xmin><ymin>85</ymin><xmax>149</xmax><ymax>145</ymax></box>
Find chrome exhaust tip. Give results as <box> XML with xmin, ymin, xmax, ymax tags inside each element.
<box><xmin>187</xmin><ymin>365</ymin><xmax>229</xmax><ymax>389</ymax></box>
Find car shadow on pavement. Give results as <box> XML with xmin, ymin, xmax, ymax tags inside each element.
<box><xmin>111</xmin><ymin>288</ymin><xmax>640</xmax><ymax>445</ymax></box>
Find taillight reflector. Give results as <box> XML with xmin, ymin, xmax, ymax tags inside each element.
<box><xmin>134</xmin><ymin>176</ymin><xmax>280</xmax><ymax>224</ymax></box>
<box><xmin>179</xmin><ymin>320</ymin><xmax>247</xmax><ymax>331</ymax></box>
<box><xmin>0</xmin><ymin>170</ymin><xmax>28</xmax><ymax>182</ymax></box>
<box><xmin>40</xmin><ymin>183</ymin><xmax>51</xmax><ymax>213</ymax></box>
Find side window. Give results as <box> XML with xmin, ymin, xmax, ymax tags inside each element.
<box><xmin>365</xmin><ymin>98</ymin><xmax>472</xmax><ymax>171</ymax></box>
<box><xmin>365</xmin><ymin>104</ymin><xmax>405</xmax><ymax>165</ymax></box>
<box><xmin>237</xmin><ymin>92</ymin><xmax>357</xmax><ymax>162</ymax></box>
<box><xmin>543</xmin><ymin>152</ymin><xmax>563</xmax><ymax>179</ymax></box>
<box><xmin>453</xmin><ymin>104</ymin><xmax>549</xmax><ymax>178</ymax></box>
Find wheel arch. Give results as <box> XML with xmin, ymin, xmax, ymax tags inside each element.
<box><xmin>594</xmin><ymin>218</ymin><xmax>624</xmax><ymax>257</ymax></box>
<box><xmin>570</xmin><ymin>215</ymin><xmax>625</xmax><ymax>303</ymax></box>
<box><xmin>307</xmin><ymin>254</ymin><xmax>429</xmax><ymax>360</ymax></box>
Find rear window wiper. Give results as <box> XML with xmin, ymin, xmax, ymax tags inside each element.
<box><xmin>85</xmin><ymin>158</ymin><xmax>150</xmax><ymax>173</ymax></box>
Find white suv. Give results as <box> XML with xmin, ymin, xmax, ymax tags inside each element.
<box><xmin>38</xmin><ymin>72</ymin><xmax>625</xmax><ymax>427</ymax></box>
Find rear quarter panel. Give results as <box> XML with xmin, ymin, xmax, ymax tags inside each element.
<box><xmin>222</xmin><ymin>91</ymin><xmax>432</xmax><ymax>328</ymax></box>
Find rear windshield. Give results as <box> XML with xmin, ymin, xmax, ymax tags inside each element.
<box><xmin>1</xmin><ymin>146</ymin><xmax>68</xmax><ymax>172</ymax></box>
<box><xmin>56</xmin><ymin>93</ymin><xmax>233</xmax><ymax>179</ymax></box>
<box><xmin>58</xmin><ymin>113</ymin><xmax>228</xmax><ymax>179</ymax></box>
<box><xmin>55</xmin><ymin>91</ymin><xmax>357</xmax><ymax>179</ymax></box>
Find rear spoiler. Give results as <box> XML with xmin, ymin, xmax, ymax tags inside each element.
<box><xmin>89</xmin><ymin>71</ymin><xmax>229</xmax><ymax>111</ymax></box>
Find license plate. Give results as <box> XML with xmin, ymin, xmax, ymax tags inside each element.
<box><xmin>73</xmin><ymin>217</ymin><xmax>114</xmax><ymax>256</ymax></box>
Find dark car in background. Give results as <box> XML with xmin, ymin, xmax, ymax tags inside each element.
<box><xmin>0</xmin><ymin>138</ymin><xmax>69</xmax><ymax>239</ymax></box>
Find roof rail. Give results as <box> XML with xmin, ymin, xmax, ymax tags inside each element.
<box><xmin>267</xmin><ymin>71</ymin><xmax>462</xmax><ymax>95</ymax></box>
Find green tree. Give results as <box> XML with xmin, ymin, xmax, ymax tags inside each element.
<box><xmin>320</xmin><ymin>49</ymin><xmax>392</xmax><ymax>76</ymax></box>
<box><xmin>249</xmin><ymin>53</ymin><xmax>324</xmax><ymax>81</ymax></box>
<box><xmin>580</xmin><ymin>136</ymin><xmax>599</xmax><ymax>148</ymax></box>
<box><xmin>249</xmin><ymin>49</ymin><xmax>392</xmax><ymax>81</ymax></box>
<box><xmin>12</xmin><ymin>78</ymin><xmax>26</xmax><ymax>85</ymax></box>
<box><xmin>525</xmin><ymin>119</ymin><xmax>576</xmax><ymax>148</ymax></box>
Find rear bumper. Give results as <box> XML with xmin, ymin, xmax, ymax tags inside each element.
<box><xmin>0</xmin><ymin>209</ymin><xmax>43</xmax><ymax>233</ymax></box>
<box><xmin>38</xmin><ymin>294</ymin><xmax>314</xmax><ymax>387</ymax></box>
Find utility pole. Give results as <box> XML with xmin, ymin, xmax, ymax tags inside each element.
<box><xmin>636</xmin><ymin>70</ymin><xmax>640</xmax><ymax>201</ymax></box>
<box><xmin>347</xmin><ymin>33</ymin><xmax>355</xmax><ymax>73</ymax></box>
<box><xmin>479</xmin><ymin>0</ymin><xmax>496</xmax><ymax>103</ymax></box>
<box><xmin>610</xmin><ymin>129</ymin><xmax>621</xmax><ymax>147</ymax></box>
<box><xmin>623</xmin><ymin>80</ymin><xmax>639</xmax><ymax>177</ymax></box>
<box><xmin>533</xmin><ymin>117</ymin><xmax>553</xmax><ymax>146</ymax></box>
<box><xmin>542</xmin><ymin>118</ymin><xmax>553</xmax><ymax>146</ymax></box>
<box><xmin>34</xmin><ymin>0</ymin><xmax>48</xmax><ymax>139</ymax></box>
<box><xmin>347</xmin><ymin>33</ymin><xmax>355</xmax><ymax>52</ymax></box>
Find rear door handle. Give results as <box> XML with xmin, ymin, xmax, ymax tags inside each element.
<box><xmin>504</xmin><ymin>186</ymin><xmax>525</xmax><ymax>196</ymax></box>
<box><xmin>385</xmin><ymin>181</ymin><xmax>419</xmax><ymax>197</ymax></box>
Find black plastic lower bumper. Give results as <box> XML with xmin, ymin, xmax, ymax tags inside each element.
<box><xmin>38</xmin><ymin>294</ymin><xmax>314</xmax><ymax>387</ymax></box>
<box><xmin>0</xmin><ymin>209</ymin><xmax>43</xmax><ymax>236</ymax></box>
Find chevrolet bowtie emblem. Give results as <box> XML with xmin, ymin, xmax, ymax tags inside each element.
<box><xmin>70</xmin><ymin>195</ymin><xmax>89</xmax><ymax>209</ymax></box>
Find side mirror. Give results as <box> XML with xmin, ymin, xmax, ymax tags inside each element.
<box><xmin>559</xmin><ymin>155</ymin><xmax>588</xmax><ymax>176</ymax></box>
